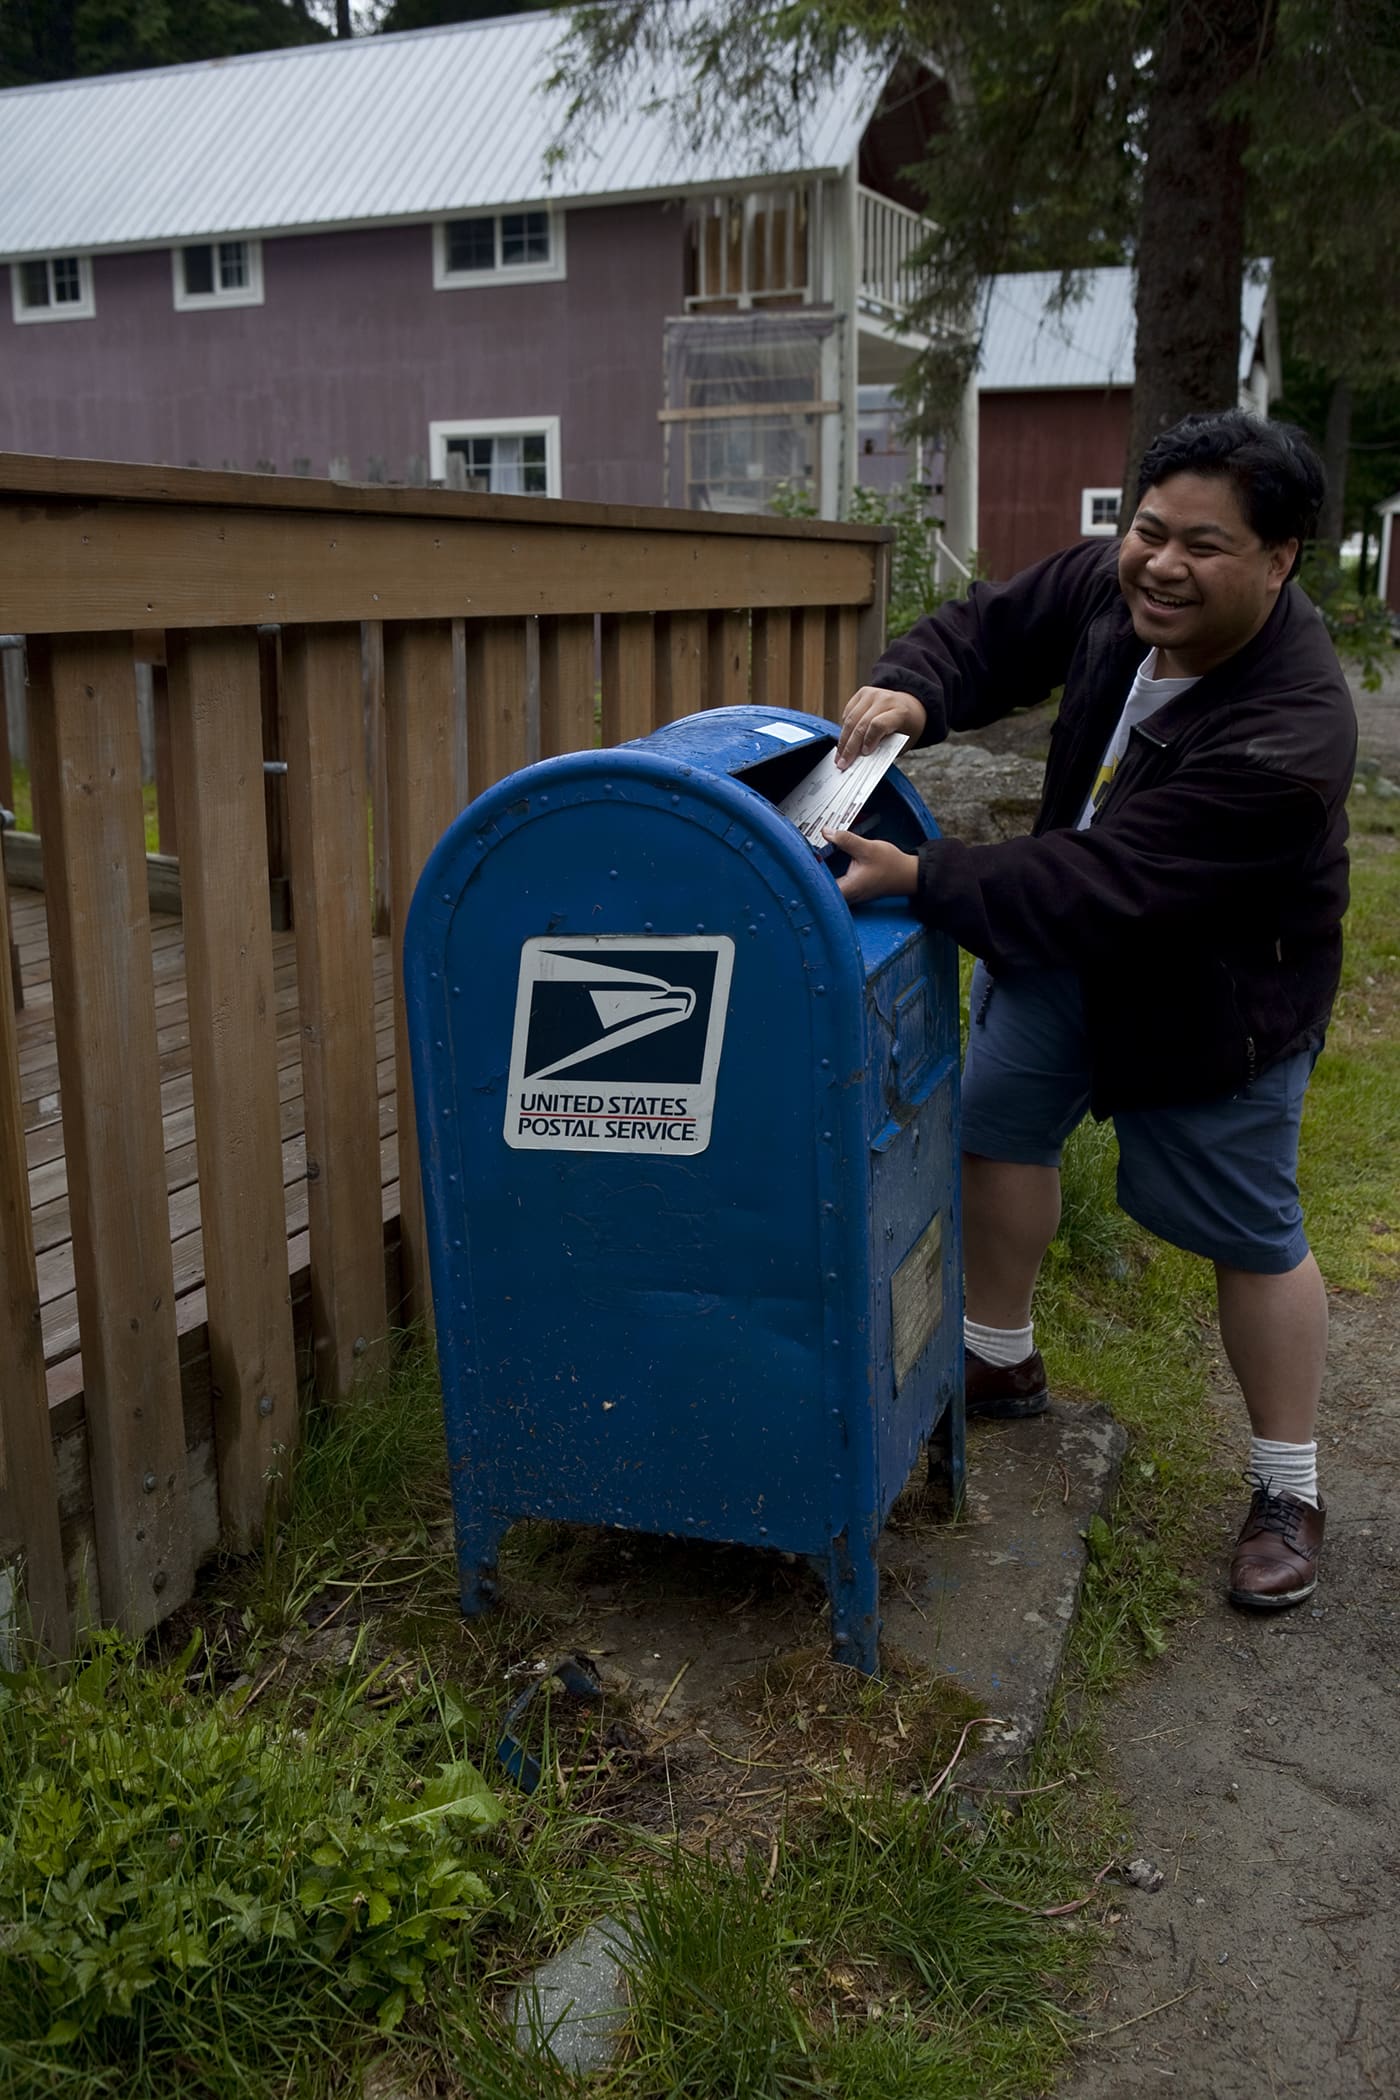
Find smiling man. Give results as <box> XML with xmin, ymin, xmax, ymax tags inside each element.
<box><xmin>827</xmin><ymin>410</ymin><xmax>1356</xmax><ymax>1611</ymax></box>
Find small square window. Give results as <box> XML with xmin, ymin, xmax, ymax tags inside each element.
<box><xmin>11</xmin><ymin>254</ymin><xmax>96</xmax><ymax>322</ymax></box>
<box><xmin>1080</xmin><ymin>487</ymin><xmax>1121</xmax><ymax>536</ymax></box>
<box><xmin>430</xmin><ymin>419</ymin><xmax>560</xmax><ymax>497</ymax></box>
<box><xmin>434</xmin><ymin>210</ymin><xmax>565</xmax><ymax>289</ymax></box>
<box><xmin>173</xmin><ymin>238</ymin><xmax>264</xmax><ymax>311</ymax></box>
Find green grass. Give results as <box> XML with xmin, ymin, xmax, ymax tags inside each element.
<box><xmin>0</xmin><ymin>1348</ymin><xmax>1100</xmax><ymax>2099</ymax></box>
<box><xmin>2</xmin><ymin>794</ymin><xmax>1396</xmax><ymax>2100</ymax></box>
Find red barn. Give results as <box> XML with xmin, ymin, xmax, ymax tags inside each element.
<box><xmin>1379</xmin><ymin>494</ymin><xmax>1400</xmax><ymax>616</ymax></box>
<box><xmin>976</xmin><ymin>266</ymin><xmax>1279</xmax><ymax>580</ymax></box>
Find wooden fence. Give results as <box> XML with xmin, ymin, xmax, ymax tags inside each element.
<box><xmin>0</xmin><ymin>454</ymin><xmax>892</xmax><ymax>1654</ymax></box>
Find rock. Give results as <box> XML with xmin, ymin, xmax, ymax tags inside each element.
<box><xmin>899</xmin><ymin>743</ymin><xmax>1045</xmax><ymax>843</ymax></box>
<box><xmin>507</xmin><ymin>1915</ymin><xmax>638</xmax><ymax>2074</ymax></box>
<box><xmin>1122</xmin><ymin>1857</ymin><xmax>1166</xmax><ymax>1892</ymax></box>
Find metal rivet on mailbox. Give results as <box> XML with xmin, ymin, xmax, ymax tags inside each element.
<box><xmin>143</xmin><ymin>1471</ymin><xmax>157</xmax><ymax>1493</ymax></box>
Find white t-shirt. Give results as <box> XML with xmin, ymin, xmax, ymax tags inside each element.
<box><xmin>1077</xmin><ymin>652</ymin><xmax>1200</xmax><ymax>829</ymax></box>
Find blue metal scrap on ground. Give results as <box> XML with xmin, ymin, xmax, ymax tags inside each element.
<box><xmin>404</xmin><ymin>705</ymin><xmax>964</xmax><ymax>1673</ymax></box>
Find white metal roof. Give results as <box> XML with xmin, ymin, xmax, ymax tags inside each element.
<box><xmin>0</xmin><ymin>11</ymin><xmax>884</xmax><ymax>261</ymax></box>
<box><xmin>977</xmin><ymin>266</ymin><xmax>1271</xmax><ymax>391</ymax></box>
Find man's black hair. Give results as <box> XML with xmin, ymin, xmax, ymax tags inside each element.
<box><xmin>1133</xmin><ymin>410</ymin><xmax>1325</xmax><ymax>575</ymax></box>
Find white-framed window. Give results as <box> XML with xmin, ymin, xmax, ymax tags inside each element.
<box><xmin>172</xmin><ymin>238</ymin><xmax>264</xmax><ymax>311</ymax></box>
<box><xmin>428</xmin><ymin>417</ymin><xmax>561</xmax><ymax>496</ymax></box>
<box><xmin>11</xmin><ymin>254</ymin><xmax>95</xmax><ymax>323</ymax></box>
<box><xmin>1080</xmin><ymin>487</ymin><xmax>1121</xmax><ymax>536</ymax></box>
<box><xmin>432</xmin><ymin>208</ymin><xmax>566</xmax><ymax>290</ymax></box>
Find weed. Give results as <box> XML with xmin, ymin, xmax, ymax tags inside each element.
<box><xmin>0</xmin><ymin>1627</ymin><xmax>503</xmax><ymax>2095</ymax></box>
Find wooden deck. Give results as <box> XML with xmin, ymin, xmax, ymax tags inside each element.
<box><xmin>9</xmin><ymin>879</ymin><xmax>403</xmax><ymax>1430</ymax></box>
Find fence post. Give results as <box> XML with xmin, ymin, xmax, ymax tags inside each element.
<box><xmin>383</xmin><ymin>620</ymin><xmax>458</xmax><ymax>1327</ymax></box>
<box><xmin>25</xmin><ymin>632</ymin><xmax>193</xmax><ymax>1634</ymax></box>
<box><xmin>280</xmin><ymin>623</ymin><xmax>389</xmax><ymax>1399</ymax></box>
<box><xmin>364</xmin><ymin>622</ymin><xmax>391</xmax><ymax>937</ymax></box>
<box><xmin>855</xmin><ymin>533</ymin><xmax>893</xmax><ymax>677</ymax></box>
<box><xmin>0</xmin><ymin>873</ymin><xmax>69</xmax><ymax>1656</ymax></box>
<box><xmin>166</xmin><ymin>627</ymin><xmax>300</xmax><ymax>1548</ymax></box>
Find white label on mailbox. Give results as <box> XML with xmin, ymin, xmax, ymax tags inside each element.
<box><xmin>505</xmin><ymin>935</ymin><xmax>735</xmax><ymax>1155</ymax></box>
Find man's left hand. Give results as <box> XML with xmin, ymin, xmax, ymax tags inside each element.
<box><xmin>824</xmin><ymin>830</ymin><xmax>919</xmax><ymax>905</ymax></box>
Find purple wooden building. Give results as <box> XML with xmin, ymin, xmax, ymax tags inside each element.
<box><xmin>0</xmin><ymin>12</ymin><xmax>972</xmax><ymax>546</ymax></box>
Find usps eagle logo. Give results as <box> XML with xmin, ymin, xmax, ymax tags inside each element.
<box><xmin>505</xmin><ymin>935</ymin><xmax>734</xmax><ymax>1155</ymax></box>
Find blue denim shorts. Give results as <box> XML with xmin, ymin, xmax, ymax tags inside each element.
<box><xmin>960</xmin><ymin>962</ymin><xmax>1316</xmax><ymax>1275</ymax></box>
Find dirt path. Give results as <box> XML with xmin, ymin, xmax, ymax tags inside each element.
<box><xmin>1059</xmin><ymin>1288</ymin><xmax>1400</xmax><ymax>2097</ymax></box>
<box><xmin>1057</xmin><ymin>662</ymin><xmax>1400</xmax><ymax>2098</ymax></box>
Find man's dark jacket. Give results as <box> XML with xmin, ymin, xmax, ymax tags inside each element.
<box><xmin>870</xmin><ymin>538</ymin><xmax>1357</xmax><ymax>1114</ymax></box>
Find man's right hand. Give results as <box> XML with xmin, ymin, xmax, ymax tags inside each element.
<box><xmin>835</xmin><ymin>687</ymin><xmax>928</xmax><ymax>769</ymax></box>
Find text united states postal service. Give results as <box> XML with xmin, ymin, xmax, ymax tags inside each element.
<box><xmin>504</xmin><ymin>934</ymin><xmax>735</xmax><ymax>1155</ymax></box>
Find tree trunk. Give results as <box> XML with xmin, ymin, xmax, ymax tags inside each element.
<box><xmin>1123</xmin><ymin>0</ymin><xmax>1273</xmax><ymax>512</ymax></box>
<box><xmin>1318</xmin><ymin>376</ymin><xmax>1352</xmax><ymax>553</ymax></box>
<box><xmin>336</xmin><ymin>0</ymin><xmax>353</xmax><ymax>35</ymax></box>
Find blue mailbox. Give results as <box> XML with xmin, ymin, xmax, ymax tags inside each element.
<box><xmin>405</xmin><ymin>705</ymin><xmax>963</xmax><ymax>1673</ymax></box>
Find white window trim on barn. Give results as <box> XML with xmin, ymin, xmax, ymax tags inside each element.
<box><xmin>1080</xmin><ymin>487</ymin><xmax>1121</xmax><ymax>536</ymax></box>
<box><xmin>171</xmin><ymin>239</ymin><xmax>265</xmax><ymax>312</ymax></box>
<box><xmin>428</xmin><ymin>416</ymin><xmax>562</xmax><ymax>496</ymax></box>
<box><xmin>432</xmin><ymin>208</ymin><xmax>567</xmax><ymax>290</ymax></box>
<box><xmin>11</xmin><ymin>254</ymin><xmax>96</xmax><ymax>323</ymax></box>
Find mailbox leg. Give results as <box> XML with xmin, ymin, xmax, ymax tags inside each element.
<box><xmin>926</xmin><ymin>1390</ymin><xmax>966</xmax><ymax>1519</ymax></box>
<box><xmin>823</xmin><ymin>1528</ymin><xmax>882</xmax><ymax>1676</ymax></box>
<box><xmin>453</xmin><ymin>1528</ymin><xmax>505</xmax><ymax>1618</ymax></box>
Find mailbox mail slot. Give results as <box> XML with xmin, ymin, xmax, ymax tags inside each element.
<box><xmin>405</xmin><ymin>705</ymin><xmax>963</xmax><ymax>1672</ymax></box>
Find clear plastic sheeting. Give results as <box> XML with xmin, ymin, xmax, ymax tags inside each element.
<box><xmin>663</xmin><ymin>312</ymin><xmax>838</xmax><ymax>514</ymax></box>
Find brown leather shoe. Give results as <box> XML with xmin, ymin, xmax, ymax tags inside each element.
<box><xmin>964</xmin><ymin>1346</ymin><xmax>1049</xmax><ymax>1419</ymax></box>
<box><xmin>1228</xmin><ymin>1487</ymin><xmax>1325</xmax><ymax>1610</ymax></box>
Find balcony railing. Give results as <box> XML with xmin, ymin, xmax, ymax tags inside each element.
<box><xmin>858</xmin><ymin>186</ymin><xmax>934</xmax><ymax>327</ymax></box>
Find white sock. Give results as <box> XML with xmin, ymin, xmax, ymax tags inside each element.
<box><xmin>1247</xmin><ymin>1438</ymin><xmax>1319</xmax><ymax>1509</ymax></box>
<box><xmin>965</xmin><ymin>1317</ymin><xmax>1035</xmax><ymax>1368</ymax></box>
